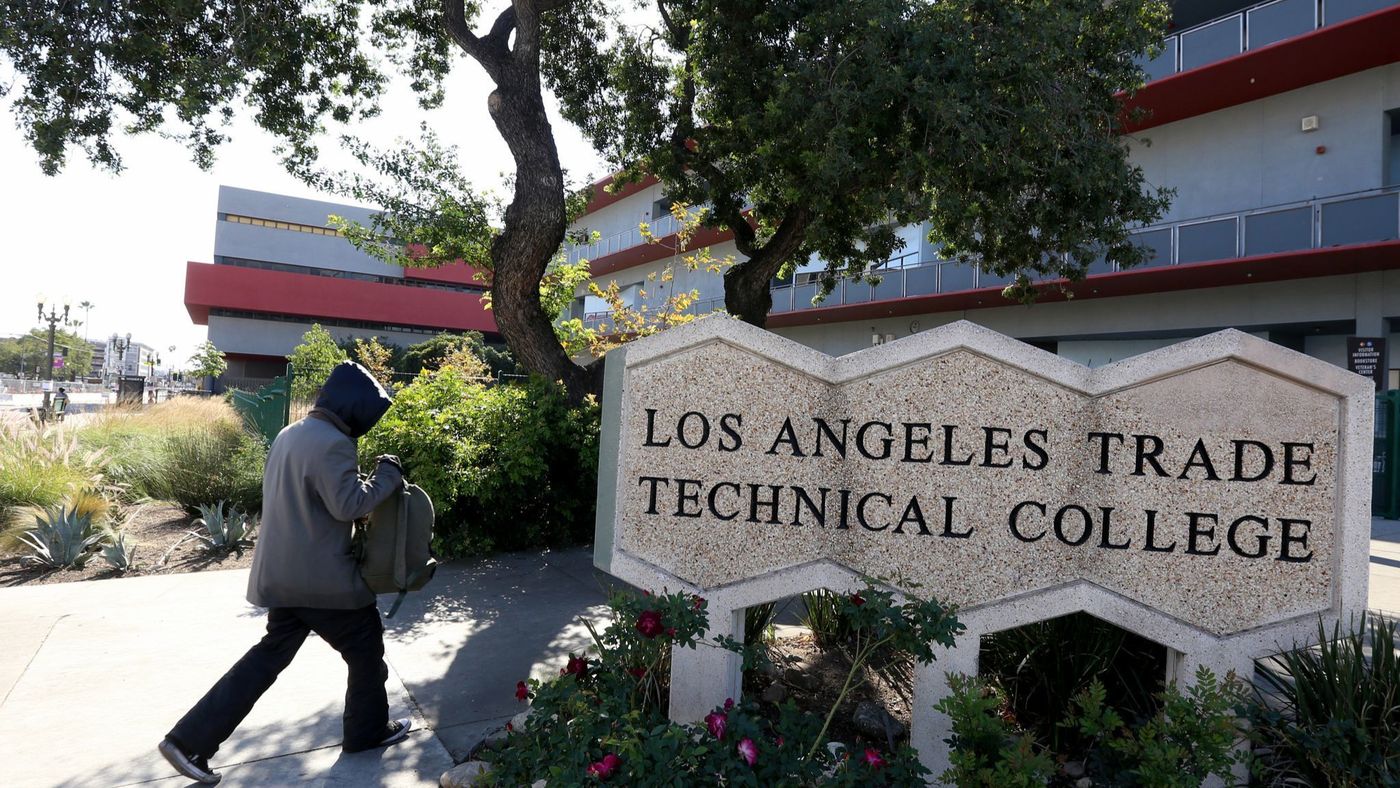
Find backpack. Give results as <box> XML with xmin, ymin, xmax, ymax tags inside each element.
<box><xmin>357</xmin><ymin>483</ymin><xmax>438</xmax><ymax>618</ymax></box>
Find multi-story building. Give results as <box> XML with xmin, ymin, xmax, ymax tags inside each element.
<box><xmin>566</xmin><ymin>0</ymin><xmax>1400</xmax><ymax>389</ymax></box>
<box><xmin>183</xmin><ymin>186</ymin><xmax>496</xmax><ymax>386</ymax></box>
<box><xmin>88</xmin><ymin>340</ymin><xmax>105</xmax><ymax>380</ymax></box>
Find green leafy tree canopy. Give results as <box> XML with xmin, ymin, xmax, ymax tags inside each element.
<box><xmin>287</xmin><ymin>324</ymin><xmax>350</xmax><ymax>399</ymax></box>
<box><xmin>187</xmin><ymin>340</ymin><xmax>228</xmax><ymax>381</ymax></box>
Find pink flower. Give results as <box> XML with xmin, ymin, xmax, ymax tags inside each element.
<box><xmin>692</xmin><ymin>595</ymin><xmax>705</xmax><ymax>610</ymax></box>
<box><xmin>724</xmin><ymin>697</ymin><xmax>735</xmax><ymax>711</ymax></box>
<box><xmin>851</xmin><ymin>593</ymin><xmax>866</xmax><ymax>607</ymax></box>
<box><xmin>562</xmin><ymin>654</ymin><xmax>587</xmax><ymax>679</ymax></box>
<box><xmin>775</xmin><ymin>735</ymin><xmax>785</xmax><ymax>747</ymax></box>
<box><xmin>737</xmin><ymin>737</ymin><xmax>758</xmax><ymax>767</ymax></box>
<box><xmin>636</xmin><ymin>610</ymin><xmax>665</xmax><ymax>639</ymax></box>
<box><xmin>705</xmin><ymin>710</ymin><xmax>728</xmax><ymax>739</ymax></box>
<box><xmin>587</xmin><ymin>753</ymin><xmax>622</xmax><ymax>780</ymax></box>
<box><xmin>863</xmin><ymin>748</ymin><xmax>887</xmax><ymax>769</ymax></box>
<box><xmin>665</xmin><ymin>626</ymin><xmax>677</xmax><ymax>637</ymax></box>
<box><xmin>515</xmin><ymin>681</ymin><xmax>528</xmax><ymax>702</ymax></box>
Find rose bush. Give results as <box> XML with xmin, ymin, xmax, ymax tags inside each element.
<box><xmin>481</xmin><ymin>584</ymin><xmax>961</xmax><ymax>785</ymax></box>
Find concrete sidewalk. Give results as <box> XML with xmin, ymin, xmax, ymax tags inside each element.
<box><xmin>0</xmin><ymin>548</ymin><xmax>618</xmax><ymax>787</ymax></box>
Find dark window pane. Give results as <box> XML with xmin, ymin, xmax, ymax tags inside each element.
<box><xmin>1324</xmin><ymin>0</ymin><xmax>1393</xmax><ymax>25</ymax></box>
<box><xmin>939</xmin><ymin>263</ymin><xmax>976</xmax><ymax>292</ymax></box>
<box><xmin>1181</xmin><ymin>16</ymin><xmax>1242</xmax><ymax>71</ymax></box>
<box><xmin>872</xmin><ymin>270</ymin><xmax>904</xmax><ymax>301</ymax></box>
<box><xmin>1248</xmin><ymin>0</ymin><xmax>1315</xmax><ymax>49</ymax></box>
<box><xmin>1135</xmin><ymin>37</ymin><xmax>1177</xmax><ymax>82</ymax></box>
<box><xmin>1131</xmin><ymin>228</ymin><xmax>1173</xmax><ymax>267</ymax></box>
<box><xmin>905</xmin><ymin>265</ymin><xmax>938</xmax><ymax>295</ymax></box>
<box><xmin>1245</xmin><ymin>207</ymin><xmax>1314</xmax><ymax>255</ymax></box>
<box><xmin>1321</xmin><ymin>193</ymin><xmax>1399</xmax><ymax>247</ymax></box>
<box><xmin>1178</xmin><ymin>218</ymin><xmax>1239</xmax><ymax>263</ymax></box>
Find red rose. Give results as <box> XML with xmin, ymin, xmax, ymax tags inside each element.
<box><xmin>863</xmin><ymin>748</ymin><xmax>887</xmax><ymax>769</ymax></box>
<box><xmin>627</xmin><ymin>666</ymin><xmax>647</xmax><ymax>678</ymax></box>
<box><xmin>562</xmin><ymin>654</ymin><xmax>587</xmax><ymax>679</ymax></box>
<box><xmin>587</xmin><ymin>752</ymin><xmax>622</xmax><ymax>780</ymax></box>
<box><xmin>665</xmin><ymin>627</ymin><xmax>677</xmax><ymax>637</ymax></box>
<box><xmin>737</xmin><ymin>737</ymin><xmax>758</xmax><ymax>767</ymax></box>
<box><xmin>515</xmin><ymin>681</ymin><xmax>529</xmax><ymax>702</ymax></box>
<box><xmin>692</xmin><ymin>595</ymin><xmax>705</xmax><ymax>610</ymax></box>
<box><xmin>724</xmin><ymin>697</ymin><xmax>735</xmax><ymax>711</ymax></box>
<box><xmin>636</xmin><ymin>610</ymin><xmax>665</xmax><ymax>639</ymax></box>
<box><xmin>705</xmin><ymin>710</ymin><xmax>727</xmax><ymax>739</ymax></box>
<box><xmin>851</xmin><ymin>593</ymin><xmax>866</xmax><ymax>607</ymax></box>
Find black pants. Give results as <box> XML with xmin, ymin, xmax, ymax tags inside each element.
<box><xmin>168</xmin><ymin>605</ymin><xmax>389</xmax><ymax>759</ymax></box>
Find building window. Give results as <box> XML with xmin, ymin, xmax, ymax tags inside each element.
<box><xmin>1386</xmin><ymin>109</ymin><xmax>1400</xmax><ymax>187</ymax></box>
<box><xmin>222</xmin><ymin>212</ymin><xmax>347</xmax><ymax>237</ymax></box>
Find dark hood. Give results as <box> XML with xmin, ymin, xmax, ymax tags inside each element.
<box><xmin>312</xmin><ymin>361</ymin><xmax>393</xmax><ymax>439</ymax></box>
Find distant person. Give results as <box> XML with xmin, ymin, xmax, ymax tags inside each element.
<box><xmin>158</xmin><ymin>362</ymin><xmax>409</xmax><ymax>785</ymax></box>
<box><xmin>52</xmin><ymin>387</ymin><xmax>68</xmax><ymax>422</ymax></box>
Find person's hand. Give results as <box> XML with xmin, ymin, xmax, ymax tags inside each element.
<box><xmin>375</xmin><ymin>454</ymin><xmax>404</xmax><ymax>473</ymax></box>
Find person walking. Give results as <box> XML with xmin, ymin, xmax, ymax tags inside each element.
<box><xmin>158</xmin><ymin>362</ymin><xmax>409</xmax><ymax>784</ymax></box>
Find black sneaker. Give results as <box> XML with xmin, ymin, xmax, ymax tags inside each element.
<box><xmin>158</xmin><ymin>738</ymin><xmax>222</xmax><ymax>785</ymax></box>
<box><xmin>345</xmin><ymin>718</ymin><xmax>412</xmax><ymax>753</ymax></box>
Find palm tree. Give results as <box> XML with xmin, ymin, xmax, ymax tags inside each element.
<box><xmin>78</xmin><ymin>301</ymin><xmax>95</xmax><ymax>341</ymax></box>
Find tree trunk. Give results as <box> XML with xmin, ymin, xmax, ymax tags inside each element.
<box><xmin>722</xmin><ymin>209</ymin><xmax>812</xmax><ymax>329</ymax></box>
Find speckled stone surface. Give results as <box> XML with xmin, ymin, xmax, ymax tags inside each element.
<box><xmin>592</xmin><ymin>317</ymin><xmax>1372</xmax><ymax>781</ymax></box>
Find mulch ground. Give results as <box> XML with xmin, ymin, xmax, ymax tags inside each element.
<box><xmin>0</xmin><ymin>502</ymin><xmax>255</xmax><ymax>587</ymax></box>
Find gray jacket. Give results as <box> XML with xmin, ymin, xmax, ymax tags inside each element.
<box><xmin>247</xmin><ymin>363</ymin><xmax>402</xmax><ymax>609</ymax></box>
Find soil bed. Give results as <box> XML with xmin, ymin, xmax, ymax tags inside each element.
<box><xmin>0</xmin><ymin>502</ymin><xmax>254</xmax><ymax>587</ymax></box>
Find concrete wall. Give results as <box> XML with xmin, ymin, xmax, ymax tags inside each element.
<box><xmin>214</xmin><ymin>185</ymin><xmax>405</xmax><ymax>277</ymax></box>
<box><xmin>1130</xmin><ymin>62</ymin><xmax>1400</xmax><ymax>222</ymax></box>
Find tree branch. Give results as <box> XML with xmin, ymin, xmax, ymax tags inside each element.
<box><xmin>443</xmin><ymin>0</ymin><xmax>513</xmax><ymax>80</ymax></box>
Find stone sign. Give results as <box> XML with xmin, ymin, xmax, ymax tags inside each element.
<box><xmin>593</xmin><ymin>318</ymin><xmax>1371</xmax><ymax>776</ymax></box>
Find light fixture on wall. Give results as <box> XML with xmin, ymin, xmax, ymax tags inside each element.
<box><xmin>1301</xmin><ymin>115</ymin><xmax>1320</xmax><ymax>132</ymax></box>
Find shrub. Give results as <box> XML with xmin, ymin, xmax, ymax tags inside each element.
<box><xmin>360</xmin><ymin>370</ymin><xmax>599</xmax><ymax>558</ymax></box>
<box><xmin>937</xmin><ymin>667</ymin><xmax>1245</xmax><ymax>786</ymax></box>
<box><xmin>78</xmin><ymin>399</ymin><xmax>266</xmax><ymax>512</ymax></box>
<box><xmin>0</xmin><ymin>421</ymin><xmax>106</xmax><ymax>529</ymax></box>
<box><xmin>1247</xmin><ymin>613</ymin><xmax>1400</xmax><ymax>786</ymax></box>
<box><xmin>101</xmin><ymin>531</ymin><xmax>138</xmax><ymax>572</ymax></box>
<box><xmin>801</xmin><ymin>589</ymin><xmax>856</xmax><ymax>648</ymax></box>
<box><xmin>481</xmin><ymin>584</ymin><xmax>959</xmax><ymax>785</ymax></box>
<box><xmin>191</xmin><ymin>501</ymin><xmax>258</xmax><ymax>555</ymax></box>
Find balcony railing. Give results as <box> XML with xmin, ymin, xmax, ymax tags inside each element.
<box><xmin>567</xmin><ymin>213</ymin><xmax>681</xmax><ymax>265</ymax></box>
<box><xmin>768</xmin><ymin>186</ymin><xmax>1399</xmax><ymax>313</ymax></box>
<box><xmin>1137</xmin><ymin>0</ymin><xmax>1396</xmax><ymax>83</ymax></box>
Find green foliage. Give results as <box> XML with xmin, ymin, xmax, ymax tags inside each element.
<box><xmin>401</xmin><ymin>332</ymin><xmax>521</xmax><ymax>378</ymax></box>
<box><xmin>15</xmin><ymin>504</ymin><xmax>104</xmax><ymax>569</ymax></box>
<box><xmin>186</xmin><ymin>341</ymin><xmax>228</xmax><ymax>382</ymax></box>
<box><xmin>0</xmin><ymin>328</ymin><xmax>93</xmax><ymax>380</ymax></box>
<box><xmin>800</xmin><ymin>589</ymin><xmax>856</xmax><ymax>648</ymax></box>
<box><xmin>979</xmin><ymin>612</ymin><xmax>1166</xmax><ymax>755</ymax></box>
<box><xmin>938</xmin><ymin>667</ymin><xmax>1245</xmax><ymax>787</ymax></box>
<box><xmin>0</xmin><ymin>421</ymin><xmax>106</xmax><ymax>526</ymax></box>
<box><xmin>286</xmin><ymin>324</ymin><xmax>349</xmax><ymax>400</ymax></box>
<box><xmin>483</xmin><ymin>585</ymin><xmax>949</xmax><ymax>785</ymax></box>
<box><xmin>1247</xmin><ymin>614</ymin><xmax>1400</xmax><ymax>786</ymax></box>
<box><xmin>191</xmin><ymin>501</ymin><xmax>258</xmax><ymax>555</ymax></box>
<box><xmin>556</xmin><ymin>0</ymin><xmax>1172</xmax><ymax>305</ymax></box>
<box><xmin>359</xmin><ymin>370</ymin><xmax>599</xmax><ymax>558</ymax></box>
<box><xmin>100</xmin><ymin>530</ymin><xmax>138</xmax><ymax>572</ymax></box>
<box><xmin>78</xmin><ymin>399</ymin><xmax>266</xmax><ymax>512</ymax></box>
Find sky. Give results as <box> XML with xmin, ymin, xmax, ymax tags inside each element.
<box><xmin>0</xmin><ymin>56</ymin><xmax>607</xmax><ymax>371</ymax></box>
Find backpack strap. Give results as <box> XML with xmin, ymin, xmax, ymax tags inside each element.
<box><xmin>393</xmin><ymin>483</ymin><xmax>409</xmax><ymax>591</ymax></box>
<box><xmin>385</xmin><ymin>562</ymin><xmax>435</xmax><ymax>619</ymax></box>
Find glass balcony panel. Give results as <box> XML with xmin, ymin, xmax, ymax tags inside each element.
<box><xmin>1177</xmin><ymin>218</ymin><xmax>1239</xmax><ymax>263</ymax></box>
<box><xmin>939</xmin><ymin>263</ymin><xmax>976</xmax><ymax>292</ymax></box>
<box><xmin>1131</xmin><ymin>228</ymin><xmax>1173</xmax><ymax>267</ymax></box>
<box><xmin>845</xmin><ymin>278</ymin><xmax>873</xmax><ymax>304</ymax></box>
<box><xmin>794</xmin><ymin>283</ymin><xmax>820</xmax><ymax>310</ymax></box>
<box><xmin>1248</xmin><ymin>0</ymin><xmax>1316</xmax><ymax>49</ymax></box>
<box><xmin>1135</xmin><ymin>37</ymin><xmax>1178</xmax><ymax>82</ymax></box>
<box><xmin>1180</xmin><ymin>15</ymin><xmax>1243</xmax><ymax>71</ymax></box>
<box><xmin>1324</xmin><ymin>0</ymin><xmax>1394</xmax><ymax>25</ymax></box>
<box><xmin>1321</xmin><ymin>193</ymin><xmax>1400</xmax><ymax>246</ymax></box>
<box><xmin>769</xmin><ymin>287</ymin><xmax>793</xmax><ymax>313</ymax></box>
<box><xmin>872</xmin><ymin>271</ymin><xmax>904</xmax><ymax>301</ymax></box>
<box><xmin>1244</xmin><ymin>206</ymin><xmax>1313</xmax><ymax>255</ymax></box>
<box><xmin>978</xmin><ymin>269</ymin><xmax>1014</xmax><ymax>288</ymax></box>
<box><xmin>905</xmin><ymin>266</ymin><xmax>939</xmax><ymax>296</ymax></box>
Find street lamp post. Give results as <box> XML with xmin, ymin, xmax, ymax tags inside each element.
<box><xmin>110</xmin><ymin>332</ymin><xmax>131</xmax><ymax>384</ymax></box>
<box><xmin>37</xmin><ymin>297</ymin><xmax>70</xmax><ymax>421</ymax></box>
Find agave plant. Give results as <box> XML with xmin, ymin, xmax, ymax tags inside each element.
<box><xmin>100</xmin><ymin>531</ymin><xmax>139</xmax><ymax>572</ymax></box>
<box><xmin>191</xmin><ymin>501</ymin><xmax>258</xmax><ymax>555</ymax></box>
<box><xmin>16</xmin><ymin>504</ymin><xmax>105</xmax><ymax>569</ymax></box>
